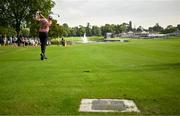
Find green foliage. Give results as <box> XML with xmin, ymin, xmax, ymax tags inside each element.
<box><xmin>161</xmin><ymin>25</ymin><xmax>177</xmax><ymax>34</ymax></box>
<box><xmin>69</xmin><ymin>27</ymin><xmax>78</xmax><ymax>36</ymax></box>
<box><xmin>92</xmin><ymin>26</ymin><xmax>101</xmax><ymax>36</ymax></box>
<box><xmin>149</xmin><ymin>23</ymin><xmax>164</xmax><ymax>33</ymax></box>
<box><xmin>177</xmin><ymin>24</ymin><xmax>180</xmax><ymax>30</ymax></box>
<box><xmin>114</xmin><ymin>25</ymin><xmax>123</xmax><ymax>34</ymax></box>
<box><xmin>0</xmin><ymin>26</ymin><xmax>16</xmax><ymax>36</ymax></box>
<box><xmin>78</xmin><ymin>25</ymin><xmax>86</xmax><ymax>36</ymax></box>
<box><xmin>49</xmin><ymin>20</ymin><xmax>63</xmax><ymax>38</ymax></box>
<box><xmin>29</xmin><ymin>20</ymin><xmax>40</xmax><ymax>37</ymax></box>
<box><xmin>64</xmin><ymin>37</ymin><xmax>81</xmax><ymax>41</ymax></box>
<box><xmin>50</xmin><ymin>38</ymin><xmax>60</xmax><ymax>45</ymax></box>
<box><xmin>120</xmin><ymin>23</ymin><xmax>128</xmax><ymax>32</ymax></box>
<box><xmin>88</xmin><ymin>36</ymin><xmax>104</xmax><ymax>41</ymax></box>
<box><xmin>137</xmin><ymin>26</ymin><xmax>144</xmax><ymax>32</ymax></box>
<box><xmin>20</xmin><ymin>28</ymin><xmax>30</xmax><ymax>37</ymax></box>
<box><xmin>86</xmin><ymin>22</ymin><xmax>92</xmax><ymax>36</ymax></box>
<box><xmin>127</xmin><ymin>21</ymin><xmax>132</xmax><ymax>31</ymax></box>
<box><xmin>0</xmin><ymin>0</ymin><xmax>55</xmax><ymax>35</ymax></box>
<box><xmin>62</xmin><ymin>23</ymin><xmax>70</xmax><ymax>37</ymax></box>
<box><xmin>101</xmin><ymin>24</ymin><xmax>114</xmax><ymax>36</ymax></box>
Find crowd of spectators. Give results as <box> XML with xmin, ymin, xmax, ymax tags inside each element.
<box><xmin>0</xmin><ymin>34</ymin><xmax>69</xmax><ymax>47</ymax></box>
<box><xmin>0</xmin><ymin>34</ymin><xmax>48</xmax><ymax>47</ymax></box>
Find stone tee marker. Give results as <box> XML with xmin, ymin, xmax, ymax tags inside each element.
<box><xmin>79</xmin><ymin>99</ymin><xmax>140</xmax><ymax>112</ymax></box>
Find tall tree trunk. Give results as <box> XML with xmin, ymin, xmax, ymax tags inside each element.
<box><xmin>16</xmin><ymin>22</ymin><xmax>21</xmax><ymax>46</ymax></box>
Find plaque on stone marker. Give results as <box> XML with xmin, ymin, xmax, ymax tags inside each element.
<box><xmin>79</xmin><ymin>99</ymin><xmax>140</xmax><ymax>112</ymax></box>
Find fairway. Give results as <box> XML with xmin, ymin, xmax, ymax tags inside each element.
<box><xmin>0</xmin><ymin>37</ymin><xmax>180</xmax><ymax>115</ymax></box>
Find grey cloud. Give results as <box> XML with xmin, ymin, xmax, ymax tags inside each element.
<box><xmin>52</xmin><ymin>0</ymin><xmax>180</xmax><ymax>27</ymax></box>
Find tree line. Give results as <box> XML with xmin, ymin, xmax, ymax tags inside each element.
<box><xmin>47</xmin><ymin>22</ymin><xmax>180</xmax><ymax>38</ymax></box>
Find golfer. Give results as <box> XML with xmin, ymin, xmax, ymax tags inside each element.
<box><xmin>35</xmin><ymin>11</ymin><xmax>52</xmax><ymax>60</ymax></box>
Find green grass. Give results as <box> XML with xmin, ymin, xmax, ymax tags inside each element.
<box><xmin>54</xmin><ymin>36</ymin><xmax>104</xmax><ymax>41</ymax></box>
<box><xmin>0</xmin><ymin>37</ymin><xmax>180</xmax><ymax>115</ymax></box>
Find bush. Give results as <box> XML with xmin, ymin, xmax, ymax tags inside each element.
<box><xmin>50</xmin><ymin>38</ymin><xmax>60</xmax><ymax>45</ymax></box>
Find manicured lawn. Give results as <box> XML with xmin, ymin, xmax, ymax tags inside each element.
<box><xmin>57</xmin><ymin>36</ymin><xmax>104</xmax><ymax>41</ymax></box>
<box><xmin>0</xmin><ymin>37</ymin><xmax>180</xmax><ymax>115</ymax></box>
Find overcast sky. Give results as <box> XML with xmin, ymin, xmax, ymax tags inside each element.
<box><xmin>52</xmin><ymin>0</ymin><xmax>180</xmax><ymax>28</ymax></box>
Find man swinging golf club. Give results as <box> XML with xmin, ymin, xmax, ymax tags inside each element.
<box><xmin>35</xmin><ymin>11</ymin><xmax>52</xmax><ymax>60</ymax></box>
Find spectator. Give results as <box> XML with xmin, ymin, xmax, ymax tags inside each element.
<box><xmin>61</xmin><ymin>38</ymin><xmax>66</xmax><ymax>46</ymax></box>
<box><xmin>0</xmin><ymin>35</ymin><xmax>3</xmax><ymax>46</ymax></box>
<box><xmin>12</xmin><ymin>36</ymin><xmax>17</xmax><ymax>47</ymax></box>
<box><xmin>3</xmin><ymin>34</ymin><xmax>7</xmax><ymax>46</ymax></box>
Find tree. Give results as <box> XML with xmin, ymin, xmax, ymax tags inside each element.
<box><xmin>86</xmin><ymin>22</ymin><xmax>92</xmax><ymax>36</ymax></box>
<box><xmin>127</xmin><ymin>21</ymin><xmax>132</xmax><ymax>31</ymax></box>
<box><xmin>29</xmin><ymin>19</ymin><xmax>39</xmax><ymax>37</ymax></box>
<box><xmin>177</xmin><ymin>24</ymin><xmax>180</xmax><ymax>30</ymax></box>
<box><xmin>114</xmin><ymin>24</ymin><xmax>123</xmax><ymax>34</ymax></box>
<box><xmin>149</xmin><ymin>23</ymin><xmax>163</xmax><ymax>33</ymax></box>
<box><xmin>0</xmin><ymin>26</ymin><xmax>16</xmax><ymax>37</ymax></box>
<box><xmin>148</xmin><ymin>27</ymin><xmax>154</xmax><ymax>32</ymax></box>
<box><xmin>101</xmin><ymin>24</ymin><xmax>114</xmax><ymax>36</ymax></box>
<box><xmin>0</xmin><ymin>0</ymin><xmax>55</xmax><ymax>36</ymax></box>
<box><xmin>69</xmin><ymin>27</ymin><xmax>77</xmax><ymax>36</ymax></box>
<box><xmin>137</xmin><ymin>26</ymin><xmax>144</xmax><ymax>32</ymax></box>
<box><xmin>92</xmin><ymin>26</ymin><xmax>101</xmax><ymax>36</ymax></box>
<box><xmin>161</xmin><ymin>25</ymin><xmax>177</xmax><ymax>34</ymax></box>
<box><xmin>62</xmin><ymin>23</ymin><xmax>70</xmax><ymax>37</ymax></box>
<box><xmin>49</xmin><ymin>20</ymin><xmax>63</xmax><ymax>38</ymax></box>
<box><xmin>120</xmin><ymin>23</ymin><xmax>128</xmax><ymax>32</ymax></box>
<box><xmin>78</xmin><ymin>25</ymin><xmax>86</xmax><ymax>36</ymax></box>
<box><xmin>20</xmin><ymin>28</ymin><xmax>30</xmax><ymax>37</ymax></box>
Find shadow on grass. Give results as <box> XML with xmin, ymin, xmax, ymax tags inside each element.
<box><xmin>0</xmin><ymin>58</ymin><xmax>40</xmax><ymax>62</ymax></box>
<box><xmin>1</xmin><ymin>58</ymin><xmax>180</xmax><ymax>73</ymax></box>
<box><xmin>139</xmin><ymin>62</ymin><xmax>180</xmax><ymax>71</ymax></box>
<box><xmin>96</xmin><ymin>63</ymin><xmax>180</xmax><ymax>73</ymax></box>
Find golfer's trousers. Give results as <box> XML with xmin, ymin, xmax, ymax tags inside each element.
<box><xmin>39</xmin><ymin>32</ymin><xmax>48</xmax><ymax>54</ymax></box>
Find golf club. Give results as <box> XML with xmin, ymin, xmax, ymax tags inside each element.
<box><xmin>50</xmin><ymin>12</ymin><xmax>60</xmax><ymax>17</ymax></box>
